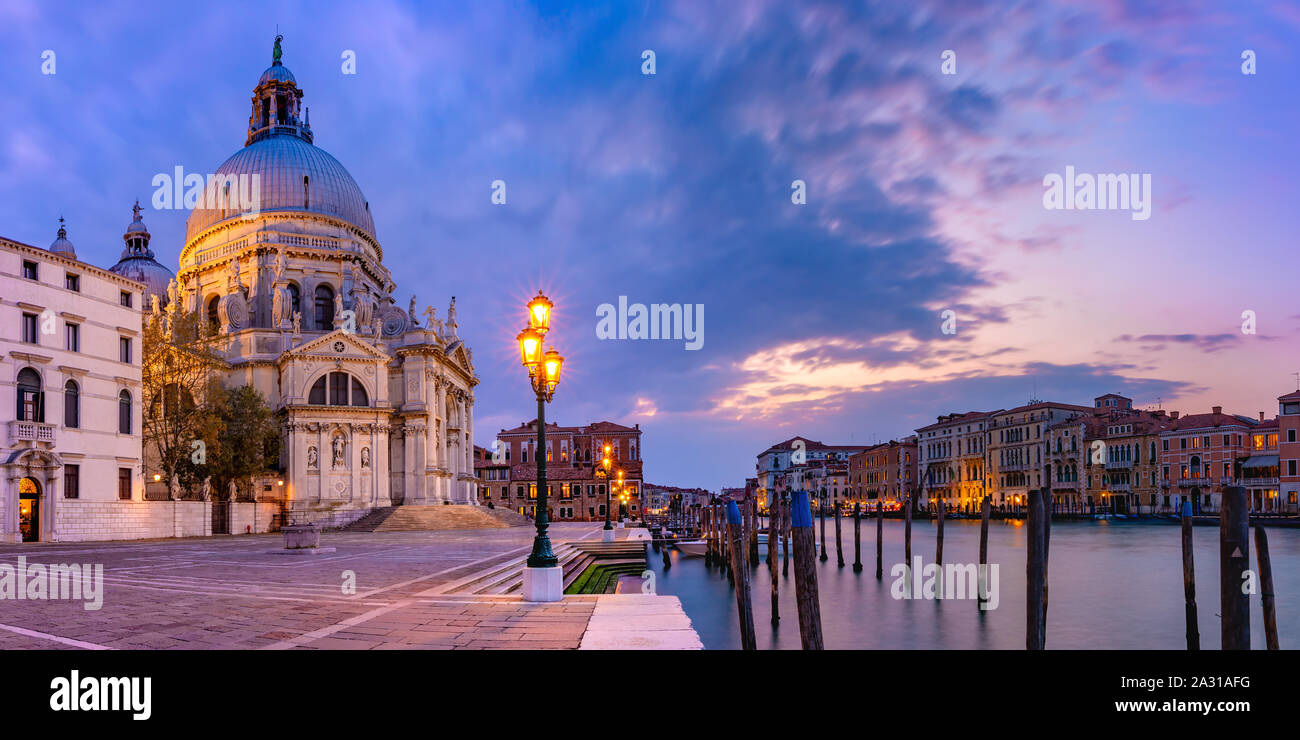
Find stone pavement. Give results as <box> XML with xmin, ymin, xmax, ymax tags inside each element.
<box><xmin>0</xmin><ymin>523</ymin><xmax>700</xmax><ymax>650</ymax></box>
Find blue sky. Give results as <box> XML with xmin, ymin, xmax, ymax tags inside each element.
<box><xmin>3</xmin><ymin>0</ymin><xmax>1298</xmax><ymax>489</ymax></box>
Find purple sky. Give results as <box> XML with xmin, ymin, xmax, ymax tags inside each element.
<box><xmin>3</xmin><ymin>1</ymin><xmax>1298</xmax><ymax>490</ymax></box>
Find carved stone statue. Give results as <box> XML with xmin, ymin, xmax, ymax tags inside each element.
<box><xmin>307</xmin><ymin>445</ymin><xmax>318</xmax><ymax>468</ymax></box>
<box><xmin>227</xmin><ymin>259</ymin><xmax>243</xmax><ymax>293</ymax></box>
<box><xmin>423</xmin><ymin>305</ymin><xmax>441</xmax><ymax>335</ymax></box>
<box><xmin>409</xmin><ymin>295</ymin><xmax>419</xmax><ymax>325</ymax></box>
<box><xmin>445</xmin><ymin>296</ymin><xmax>458</xmax><ymax>338</ymax></box>
<box><xmin>166</xmin><ymin>279</ymin><xmax>178</xmax><ymax>309</ymax></box>
<box><xmin>370</xmin><ymin>315</ymin><xmax>383</xmax><ymax>338</ymax></box>
<box><xmin>275</xmin><ymin>246</ymin><xmax>286</xmax><ymax>280</ymax></box>
<box><xmin>199</xmin><ymin>476</ymin><xmax>212</xmax><ymax>501</ymax></box>
<box><xmin>151</xmin><ymin>294</ymin><xmax>161</xmax><ymax>316</ymax></box>
<box><xmin>169</xmin><ymin>473</ymin><xmax>180</xmax><ymax>501</ymax></box>
<box><xmin>361</xmin><ymin>447</ymin><xmax>371</xmax><ymax>468</ymax></box>
<box><xmin>333</xmin><ymin>290</ymin><xmax>344</xmax><ymax>328</ymax></box>
<box><xmin>292</xmin><ymin>311</ymin><xmax>302</xmax><ymax>334</ymax></box>
<box><xmin>227</xmin><ymin>479</ymin><xmax>238</xmax><ymax>502</ymax></box>
<box><xmin>331</xmin><ymin>435</ymin><xmax>345</xmax><ymax>469</ymax></box>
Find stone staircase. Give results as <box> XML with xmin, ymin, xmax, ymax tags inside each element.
<box><xmin>434</xmin><ymin>540</ymin><xmax>647</xmax><ymax>596</ymax></box>
<box><xmin>343</xmin><ymin>505</ymin><xmax>526</xmax><ymax>533</ymax></box>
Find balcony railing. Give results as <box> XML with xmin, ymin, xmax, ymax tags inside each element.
<box><xmin>1105</xmin><ymin>459</ymin><xmax>1133</xmax><ymax>469</ymax></box>
<box><xmin>7</xmin><ymin>420</ymin><xmax>56</xmax><ymax>445</ymax></box>
<box><xmin>1241</xmin><ymin>477</ymin><xmax>1280</xmax><ymax>487</ymax></box>
<box><xmin>1051</xmin><ymin>480</ymin><xmax>1079</xmax><ymax>490</ymax></box>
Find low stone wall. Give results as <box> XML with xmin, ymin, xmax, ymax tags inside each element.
<box><xmin>54</xmin><ymin>500</ymin><xmax>210</xmax><ymax>542</ymax></box>
<box><xmin>230</xmin><ymin>502</ymin><xmax>282</xmax><ymax>535</ymax></box>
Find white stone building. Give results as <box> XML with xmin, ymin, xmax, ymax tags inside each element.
<box><xmin>2</xmin><ymin>226</ymin><xmax>145</xmax><ymax>543</ymax></box>
<box><xmin>160</xmin><ymin>41</ymin><xmax>479</xmax><ymax>522</ymax></box>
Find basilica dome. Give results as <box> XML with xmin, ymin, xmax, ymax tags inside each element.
<box><xmin>183</xmin><ymin>135</ymin><xmax>376</xmax><ymax>243</ymax></box>
<box><xmin>183</xmin><ymin>44</ymin><xmax>375</xmax><ymax>245</ymax></box>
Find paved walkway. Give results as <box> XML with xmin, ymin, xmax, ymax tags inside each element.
<box><xmin>0</xmin><ymin>524</ymin><xmax>700</xmax><ymax>650</ymax></box>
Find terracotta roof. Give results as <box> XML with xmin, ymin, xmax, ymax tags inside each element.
<box><xmin>1279</xmin><ymin>390</ymin><xmax>1300</xmax><ymax>402</ymax></box>
<box><xmin>760</xmin><ymin>437</ymin><xmax>865</xmax><ymax>454</ymax></box>
<box><xmin>915</xmin><ymin>410</ymin><xmax>996</xmax><ymax>433</ymax></box>
<box><xmin>1165</xmin><ymin>411</ymin><xmax>1259</xmax><ymax>432</ymax></box>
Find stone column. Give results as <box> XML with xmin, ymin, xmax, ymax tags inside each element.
<box><xmin>1</xmin><ymin>477</ymin><xmax>15</xmax><ymax>544</ymax></box>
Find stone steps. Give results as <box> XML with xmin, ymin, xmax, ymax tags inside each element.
<box><xmin>343</xmin><ymin>505</ymin><xmax>515</xmax><ymax>533</ymax></box>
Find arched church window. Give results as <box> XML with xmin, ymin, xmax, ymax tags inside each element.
<box><xmin>64</xmin><ymin>380</ymin><xmax>79</xmax><ymax>428</ymax></box>
<box><xmin>308</xmin><ymin>372</ymin><xmax>369</xmax><ymax>407</ymax></box>
<box><xmin>207</xmin><ymin>295</ymin><xmax>220</xmax><ymax>332</ymax></box>
<box><xmin>17</xmin><ymin>367</ymin><xmax>43</xmax><ymax>422</ymax></box>
<box><xmin>315</xmin><ymin>285</ymin><xmax>334</xmax><ymax>330</ymax></box>
<box><xmin>303</xmin><ymin>175</ymin><xmax>310</xmax><ymax>209</ymax></box>
<box><xmin>287</xmin><ymin>283</ymin><xmax>301</xmax><ymax>314</ymax></box>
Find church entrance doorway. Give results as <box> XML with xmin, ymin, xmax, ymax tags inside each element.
<box><xmin>19</xmin><ymin>477</ymin><xmax>41</xmax><ymax>542</ymax></box>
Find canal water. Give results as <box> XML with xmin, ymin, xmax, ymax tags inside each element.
<box><xmin>646</xmin><ymin>518</ymin><xmax>1300</xmax><ymax>649</ymax></box>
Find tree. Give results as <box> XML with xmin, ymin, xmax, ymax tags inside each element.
<box><xmin>142</xmin><ymin>303</ymin><xmax>225</xmax><ymax>498</ymax></box>
<box><xmin>205</xmin><ymin>385</ymin><xmax>281</xmax><ymax>501</ymax></box>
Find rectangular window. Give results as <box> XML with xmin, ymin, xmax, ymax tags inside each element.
<box><xmin>1288</xmin><ymin>460</ymin><xmax>1297</xmax><ymax>476</ymax></box>
<box><xmin>22</xmin><ymin>312</ymin><xmax>38</xmax><ymax>343</ymax></box>
<box><xmin>120</xmin><ymin>291</ymin><xmax>132</xmax><ymax>307</ymax></box>
<box><xmin>118</xmin><ymin>468</ymin><xmax>132</xmax><ymax>500</ymax></box>
<box><xmin>65</xmin><ymin>323</ymin><xmax>79</xmax><ymax>352</ymax></box>
<box><xmin>119</xmin><ymin>337</ymin><xmax>132</xmax><ymax>363</ymax></box>
<box><xmin>1223</xmin><ymin>434</ymin><xmax>1231</xmax><ymax>446</ymax></box>
<box><xmin>64</xmin><ymin>464</ymin><xmax>80</xmax><ymax>499</ymax></box>
<box><xmin>22</xmin><ymin>260</ymin><xmax>38</xmax><ymax>280</ymax></box>
<box><xmin>65</xmin><ymin>273</ymin><xmax>80</xmax><ymax>291</ymax></box>
<box><xmin>1180</xmin><ymin>438</ymin><xmax>1187</xmax><ymax>450</ymax></box>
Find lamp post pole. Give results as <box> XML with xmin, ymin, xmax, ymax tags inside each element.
<box><xmin>526</xmin><ymin>392</ymin><xmax>557</xmax><ymax>569</ymax></box>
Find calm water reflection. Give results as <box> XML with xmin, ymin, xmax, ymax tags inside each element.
<box><xmin>648</xmin><ymin>518</ymin><xmax>1300</xmax><ymax>649</ymax></box>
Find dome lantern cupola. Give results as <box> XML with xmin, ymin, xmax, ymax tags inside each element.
<box><xmin>247</xmin><ymin>34</ymin><xmax>313</xmax><ymax>146</ymax></box>
<box><xmin>48</xmin><ymin>216</ymin><xmax>76</xmax><ymax>258</ymax></box>
<box><xmin>109</xmin><ymin>201</ymin><xmax>175</xmax><ymax>312</ymax></box>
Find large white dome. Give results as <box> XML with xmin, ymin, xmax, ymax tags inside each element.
<box><xmin>184</xmin><ymin>134</ymin><xmax>376</xmax><ymax>243</ymax></box>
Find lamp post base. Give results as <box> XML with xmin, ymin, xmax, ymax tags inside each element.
<box><xmin>602</xmin><ymin>528</ymin><xmax>616</xmax><ymax>542</ymax></box>
<box><xmin>521</xmin><ymin>566</ymin><xmax>564</xmax><ymax>602</ymax></box>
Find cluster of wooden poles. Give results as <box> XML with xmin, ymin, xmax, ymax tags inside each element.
<box><xmin>691</xmin><ymin>484</ymin><xmax>1280</xmax><ymax>650</ymax></box>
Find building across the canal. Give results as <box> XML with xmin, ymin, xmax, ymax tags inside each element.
<box><xmin>475</xmin><ymin>419</ymin><xmax>643</xmax><ymax>522</ymax></box>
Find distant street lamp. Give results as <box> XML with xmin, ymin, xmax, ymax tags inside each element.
<box><xmin>598</xmin><ymin>446</ymin><xmax>614</xmax><ymax>541</ymax></box>
<box><xmin>517</xmin><ymin>291</ymin><xmax>565</xmax><ymax>602</ymax></box>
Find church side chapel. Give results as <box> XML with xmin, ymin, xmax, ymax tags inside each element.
<box><xmin>153</xmin><ymin>37</ymin><xmax>480</xmax><ymax>517</ymax></box>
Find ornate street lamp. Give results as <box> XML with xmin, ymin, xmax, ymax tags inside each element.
<box><xmin>517</xmin><ymin>292</ymin><xmax>565</xmax><ymax>601</ymax></box>
<box><xmin>597</xmin><ymin>446</ymin><xmax>615</xmax><ymax>541</ymax></box>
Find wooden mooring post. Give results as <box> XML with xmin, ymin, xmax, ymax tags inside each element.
<box><xmin>789</xmin><ymin>490</ymin><xmax>824</xmax><ymax>650</ymax></box>
<box><xmin>1042</xmin><ymin>488</ymin><xmax>1051</xmax><ymax>641</ymax></box>
<box><xmin>978</xmin><ymin>496</ymin><xmax>991</xmax><ymax>607</ymax></box>
<box><xmin>875</xmin><ymin>499</ymin><xmax>883</xmax><ymax>579</ymax></box>
<box><xmin>935</xmin><ymin>497</ymin><xmax>945</xmax><ymax>568</ymax></box>
<box><xmin>1254</xmin><ymin>524</ymin><xmax>1279</xmax><ymax>650</ymax></box>
<box><xmin>1026</xmin><ymin>489</ymin><xmax>1046</xmax><ymax>650</ymax></box>
<box><xmin>904</xmin><ymin>492</ymin><xmax>912</xmax><ymax>568</ymax></box>
<box><xmin>818</xmin><ymin>494</ymin><xmax>828</xmax><ymax>562</ymax></box>
<box><xmin>768</xmin><ymin>494</ymin><xmax>780</xmax><ymax>625</ymax></box>
<box><xmin>834</xmin><ymin>503</ymin><xmax>844</xmax><ymax>567</ymax></box>
<box><xmin>782</xmin><ymin>491</ymin><xmax>791</xmax><ymax>577</ymax></box>
<box><xmin>726</xmin><ymin>501</ymin><xmax>757</xmax><ymax>650</ymax></box>
<box><xmin>852</xmin><ymin>502</ymin><xmax>863</xmax><ymax>573</ymax></box>
<box><xmin>749</xmin><ymin>498</ymin><xmax>760</xmax><ymax>564</ymax></box>
<box><xmin>1180</xmin><ymin>500</ymin><xmax>1199</xmax><ymax>650</ymax></box>
<box><xmin>1220</xmin><ymin>486</ymin><xmax>1250</xmax><ymax>650</ymax></box>
<box><xmin>704</xmin><ymin>505</ymin><xmax>714</xmax><ymax>566</ymax></box>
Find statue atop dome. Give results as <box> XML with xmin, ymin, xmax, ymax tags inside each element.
<box><xmin>273</xmin><ymin>34</ymin><xmax>283</xmax><ymax>65</ymax></box>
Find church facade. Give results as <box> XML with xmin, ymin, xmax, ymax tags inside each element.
<box><xmin>163</xmin><ymin>40</ymin><xmax>480</xmax><ymax>517</ymax></box>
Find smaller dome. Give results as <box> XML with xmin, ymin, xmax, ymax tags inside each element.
<box><xmin>259</xmin><ymin>62</ymin><xmax>295</xmax><ymax>86</ymax></box>
<box><xmin>109</xmin><ymin>201</ymin><xmax>175</xmax><ymax>312</ymax></box>
<box><xmin>48</xmin><ymin>218</ymin><xmax>76</xmax><ymax>258</ymax></box>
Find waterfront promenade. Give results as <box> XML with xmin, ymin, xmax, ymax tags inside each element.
<box><xmin>0</xmin><ymin>524</ymin><xmax>701</xmax><ymax>650</ymax></box>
